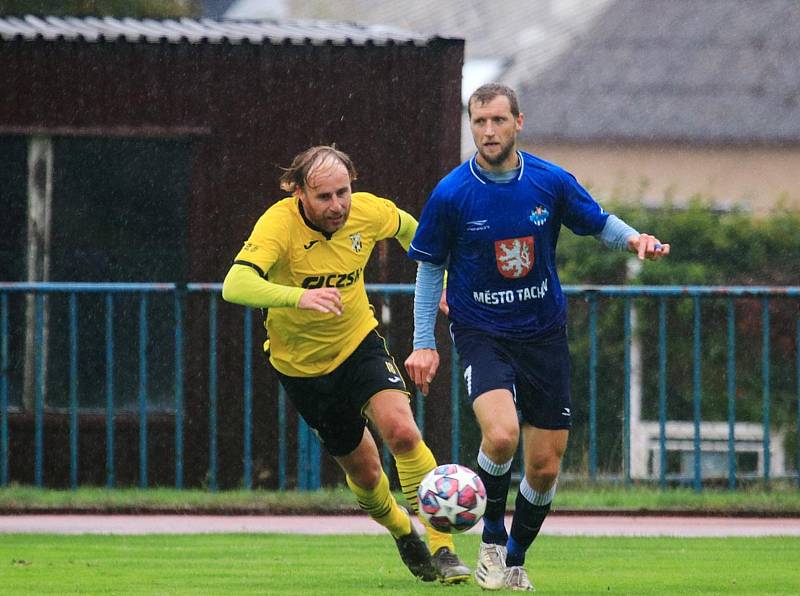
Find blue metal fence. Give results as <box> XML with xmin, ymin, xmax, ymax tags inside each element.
<box><xmin>0</xmin><ymin>282</ymin><xmax>798</xmax><ymax>492</ymax></box>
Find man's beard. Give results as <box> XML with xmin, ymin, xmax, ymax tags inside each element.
<box><xmin>480</xmin><ymin>142</ymin><xmax>515</xmax><ymax>167</ymax></box>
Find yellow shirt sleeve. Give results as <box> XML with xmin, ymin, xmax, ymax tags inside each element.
<box><xmin>224</xmin><ymin>200</ymin><xmax>305</xmax><ymax>309</ymax></box>
<box><xmin>395</xmin><ymin>208</ymin><xmax>418</xmax><ymax>251</ymax></box>
<box><xmin>231</xmin><ymin>206</ymin><xmax>288</xmax><ymax>275</ymax></box>
<box><xmin>222</xmin><ymin>263</ymin><xmax>304</xmax><ymax>309</ymax></box>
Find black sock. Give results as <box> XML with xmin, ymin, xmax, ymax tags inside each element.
<box><xmin>476</xmin><ymin>465</ymin><xmax>511</xmax><ymax>545</ymax></box>
<box><xmin>506</xmin><ymin>490</ymin><xmax>551</xmax><ymax>567</ymax></box>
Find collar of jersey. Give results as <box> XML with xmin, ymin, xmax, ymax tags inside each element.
<box><xmin>297</xmin><ymin>198</ymin><xmax>334</xmax><ymax>240</ymax></box>
<box><xmin>468</xmin><ymin>151</ymin><xmax>525</xmax><ymax>185</ymax></box>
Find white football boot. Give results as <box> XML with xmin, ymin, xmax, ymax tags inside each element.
<box><xmin>503</xmin><ymin>565</ymin><xmax>534</xmax><ymax>591</ymax></box>
<box><xmin>474</xmin><ymin>542</ymin><xmax>507</xmax><ymax>590</ymax></box>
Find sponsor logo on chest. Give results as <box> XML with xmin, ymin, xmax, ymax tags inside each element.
<box><xmin>301</xmin><ymin>267</ymin><xmax>363</xmax><ymax>289</ymax></box>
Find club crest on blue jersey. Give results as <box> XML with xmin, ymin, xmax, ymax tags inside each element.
<box><xmin>529</xmin><ymin>205</ymin><xmax>550</xmax><ymax>226</ymax></box>
<box><xmin>495</xmin><ymin>236</ymin><xmax>534</xmax><ymax>279</ymax></box>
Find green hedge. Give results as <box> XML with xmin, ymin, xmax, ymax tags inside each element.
<box><xmin>559</xmin><ymin>198</ymin><xmax>800</xmax><ymax>286</ymax></box>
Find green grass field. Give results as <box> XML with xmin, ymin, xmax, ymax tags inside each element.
<box><xmin>2</xmin><ymin>485</ymin><xmax>798</xmax><ymax>593</ymax></box>
<box><xmin>2</xmin><ymin>534</ymin><xmax>798</xmax><ymax>595</ymax></box>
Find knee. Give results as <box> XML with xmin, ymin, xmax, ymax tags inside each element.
<box><xmin>381</xmin><ymin>422</ymin><xmax>422</xmax><ymax>455</ymax></box>
<box><xmin>525</xmin><ymin>459</ymin><xmax>560</xmax><ymax>489</ymax></box>
<box><xmin>482</xmin><ymin>426</ymin><xmax>519</xmax><ymax>460</ymax></box>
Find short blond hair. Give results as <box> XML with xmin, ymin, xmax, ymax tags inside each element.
<box><xmin>279</xmin><ymin>145</ymin><xmax>358</xmax><ymax>192</ymax></box>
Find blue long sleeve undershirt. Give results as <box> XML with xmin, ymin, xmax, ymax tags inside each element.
<box><xmin>411</xmin><ymin>215</ymin><xmax>639</xmax><ymax>350</ymax></box>
<box><xmin>597</xmin><ymin>214</ymin><xmax>639</xmax><ymax>250</ymax></box>
<box><xmin>412</xmin><ymin>260</ymin><xmax>446</xmax><ymax>350</ymax></box>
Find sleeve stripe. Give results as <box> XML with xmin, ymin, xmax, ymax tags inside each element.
<box><xmin>233</xmin><ymin>260</ymin><xmax>266</xmax><ymax>278</ymax></box>
<box><xmin>408</xmin><ymin>243</ymin><xmax>434</xmax><ymax>257</ymax></box>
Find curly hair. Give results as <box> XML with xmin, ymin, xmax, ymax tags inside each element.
<box><xmin>279</xmin><ymin>145</ymin><xmax>358</xmax><ymax>192</ymax></box>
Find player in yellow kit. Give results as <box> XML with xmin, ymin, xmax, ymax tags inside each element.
<box><xmin>222</xmin><ymin>145</ymin><xmax>469</xmax><ymax>583</ymax></box>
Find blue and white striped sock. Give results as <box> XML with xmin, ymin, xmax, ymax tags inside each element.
<box><xmin>506</xmin><ymin>477</ymin><xmax>556</xmax><ymax>566</ymax></box>
<box><xmin>477</xmin><ymin>448</ymin><xmax>513</xmax><ymax>544</ymax></box>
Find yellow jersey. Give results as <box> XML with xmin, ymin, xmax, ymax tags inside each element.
<box><xmin>233</xmin><ymin>192</ymin><xmax>402</xmax><ymax>377</ymax></box>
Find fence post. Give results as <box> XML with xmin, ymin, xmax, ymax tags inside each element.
<box><xmin>297</xmin><ymin>416</ymin><xmax>321</xmax><ymax>491</ymax></box>
<box><xmin>761</xmin><ymin>298</ymin><xmax>771</xmax><ymax>486</ymax></box>
<box><xmin>623</xmin><ymin>297</ymin><xmax>631</xmax><ymax>486</ymax></box>
<box><xmin>451</xmin><ymin>346</ymin><xmax>460</xmax><ymax>464</ymax></box>
<box><xmin>726</xmin><ymin>298</ymin><xmax>737</xmax><ymax>489</ymax></box>
<box><xmin>174</xmin><ymin>289</ymin><xmax>184</xmax><ymax>490</ymax></box>
<box><xmin>692</xmin><ymin>295</ymin><xmax>702</xmax><ymax>493</ymax></box>
<box><xmin>588</xmin><ymin>294</ymin><xmax>598</xmax><ymax>482</ymax></box>
<box><xmin>658</xmin><ymin>297</ymin><xmax>667</xmax><ymax>488</ymax></box>
<box><xmin>310</xmin><ymin>426</ymin><xmax>321</xmax><ymax>490</ymax></box>
<box><xmin>297</xmin><ymin>415</ymin><xmax>308</xmax><ymax>490</ymax></box>
<box><xmin>34</xmin><ymin>294</ymin><xmax>44</xmax><ymax>487</ymax></box>
<box><xmin>69</xmin><ymin>293</ymin><xmax>78</xmax><ymax>489</ymax></box>
<box><xmin>138</xmin><ymin>294</ymin><xmax>149</xmax><ymax>489</ymax></box>
<box><xmin>0</xmin><ymin>294</ymin><xmax>8</xmax><ymax>486</ymax></box>
<box><xmin>105</xmin><ymin>293</ymin><xmax>115</xmax><ymax>488</ymax></box>
<box><xmin>415</xmin><ymin>389</ymin><xmax>426</xmax><ymax>437</ymax></box>
<box><xmin>208</xmin><ymin>294</ymin><xmax>218</xmax><ymax>492</ymax></box>
<box><xmin>243</xmin><ymin>308</ymin><xmax>253</xmax><ymax>489</ymax></box>
<box><xmin>278</xmin><ymin>383</ymin><xmax>287</xmax><ymax>490</ymax></box>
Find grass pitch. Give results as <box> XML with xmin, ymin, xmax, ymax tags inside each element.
<box><xmin>1</xmin><ymin>534</ymin><xmax>798</xmax><ymax>595</ymax></box>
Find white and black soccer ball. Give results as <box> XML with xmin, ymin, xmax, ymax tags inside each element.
<box><xmin>417</xmin><ymin>464</ymin><xmax>487</xmax><ymax>534</ymax></box>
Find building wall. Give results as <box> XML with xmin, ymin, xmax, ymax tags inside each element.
<box><xmin>1</xmin><ymin>35</ymin><xmax>465</xmax><ymax>489</ymax></box>
<box><xmin>523</xmin><ymin>142</ymin><xmax>800</xmax><ymax>213</ymax></box>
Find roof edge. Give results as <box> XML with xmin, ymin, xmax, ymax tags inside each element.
<box><xmin>0</xmin><ymin>14</ymin><xmax>450</xmax><ymax>47</ymax></box>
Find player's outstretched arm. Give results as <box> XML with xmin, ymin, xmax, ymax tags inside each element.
<box><xmin>222</xmin><ymin>263</ymin><xmax>303</xmax><ymax>308</ymax></box>
<box><xmin>404</xmin><ymin>348</ymin><xmax>440</xmax><ymax>397</ymax></box>
<box><xmin>627</xmin><ymin>233</ymin><xmax>670</xmax><ymax>260</ymax></box>
<box><xmin>223</xmin><ymin>264</ymin><xmax>343</xmax><ymax>314</ymax></box>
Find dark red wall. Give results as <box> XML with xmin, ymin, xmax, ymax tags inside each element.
<box><xmin>1</xmin><ymin>36</ymin><xmax>464</xmax><ymax>488</ymax></box>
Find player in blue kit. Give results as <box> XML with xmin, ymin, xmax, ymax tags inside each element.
<box><xmin>404</xmin><ymin>84</ymin><xmax>670</xmax><ymax>591</ymax></box>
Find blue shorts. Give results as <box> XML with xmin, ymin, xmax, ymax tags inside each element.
<box><xmin>450</xmin><ymin>323</ymin><xmax>572</xmax><ymax>430</ymax></box>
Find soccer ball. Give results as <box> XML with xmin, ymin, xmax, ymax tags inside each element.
<box><xmin>417</xmin><ymin>464</ymin><xmax>487</xmax><ymax>534</ymax></box>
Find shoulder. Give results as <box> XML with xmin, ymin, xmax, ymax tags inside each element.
<box><xmin>351</xmin><ymin>191</ymin><xmax>392</xmax><ymax>205</ymax></box>
<box><xmin>349</xmin><ymin>192</ymin><xmax>401</xmax><ymax>237</ymax></box>
<box><xmin>519</xmin><ymin>151</ymin><xmax>579</xmax><ymax>190</ymax></box>
<box><xmin>351</xmin><ymin>191</ymin><xmax>398</xmax><ymax>214</ymax></box>
<box><xmin>251</xmin><ymin>197</ymin><xmax>296</xmax><ymax>233</ymax></box>
<box><xmin>260</xmin><ymin>196</ymin><xmax>296</xmax><ymax>219</ymax></box>
<box><xmin>520</xmin><ymin>151</ymin><xmax>570</xmax><ymax>179</ymax></box>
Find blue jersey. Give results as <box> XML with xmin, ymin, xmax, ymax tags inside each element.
<box><xmin>408</xmin><ymin>151</ymin><xmax>608</xmax><ymax>339</ymax></box>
